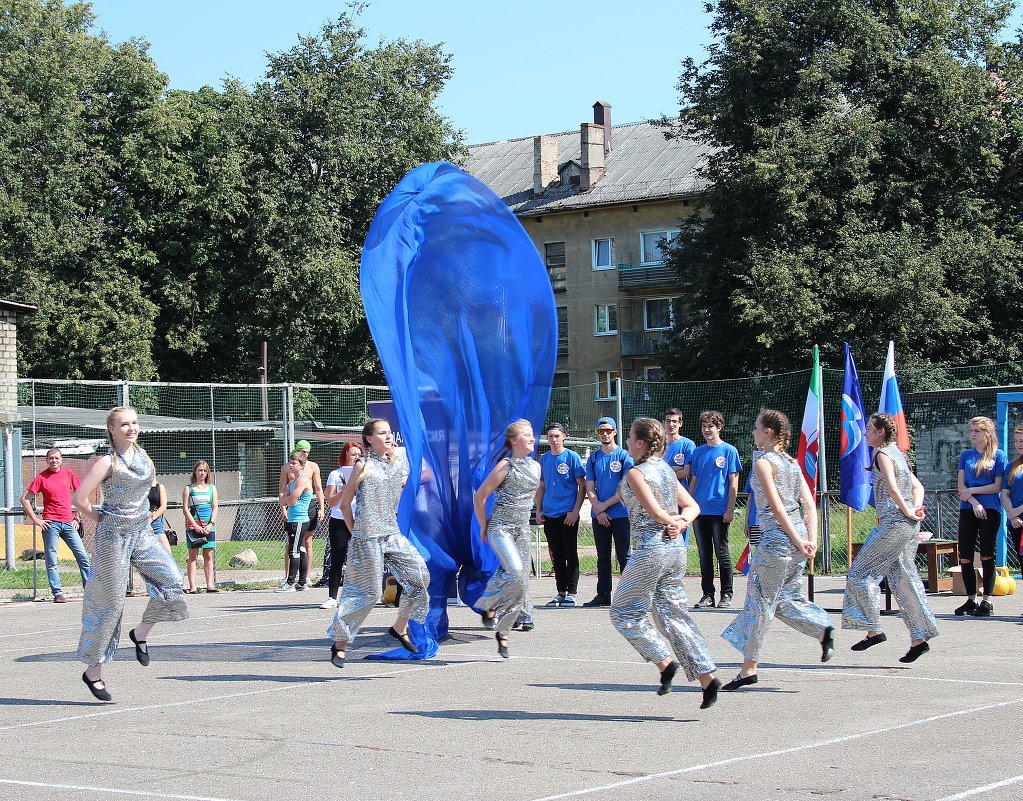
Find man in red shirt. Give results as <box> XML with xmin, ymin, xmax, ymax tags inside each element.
<box><xmin>20</xmin><ymin>448</ymin><xmax>93</xmax><ymax>602</ymax></box>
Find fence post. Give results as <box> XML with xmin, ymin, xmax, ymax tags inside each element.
<box><xmin>615</xmin><ymin>377</ymin><xmax>623</xmax><ymax>432</ymax></box>
<box><xmin>120</xmin><ymin>380</ymin><xmax>130</xmax><ymax>408</ymax></box>
<box><xmin>284</xmin><ymin>384</ymin><xmax>295</xmax><ymax>460</ymax></box>
<box><xmin>3</xmin><ymin>425</ymin><xmax>14</xmax><ymax>570</ymax></box>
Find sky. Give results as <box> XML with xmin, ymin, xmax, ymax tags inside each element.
<box><xmin>82</xmin><ymin>0</ymin><xmax>717</xmax><ymax>144</ymax></box>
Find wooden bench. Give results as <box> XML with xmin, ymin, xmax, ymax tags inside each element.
<box><xmin>850</xmin><ymin>539</ymin><xmax>959</xmax><ymax>608</ymax></box>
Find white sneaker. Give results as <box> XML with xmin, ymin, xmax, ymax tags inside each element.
<box><xmin>320</xmin><ymin>597</ymin><xmax>338</xmax><ymax>609</ymax></box>
<box><xmin>277</xmin><ymin>579</ymin><xmax>290</xmax><ymax>589</ymax></box>
<box><xmin>275</xmin><ymin>583</ymin><xmax>296</xmax><ymax>593</ymax></box>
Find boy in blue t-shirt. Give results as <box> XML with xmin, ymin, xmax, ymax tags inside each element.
<box><xmin>583</xmin><ymin>417</ymin><xmax>633</xmax><ymax>606</ymax></box>
<box><xmin>537</xmin><ymin>423</ymin><xmax>586</xmax><ymax>607</ymax></box>
<box><xmin>689</xmin><ymin>410</ymin><xmax>742</xmax><ymax>609</ymax></box>
<box><xmin>663</xmin><ymin>408</ymin><xmax>697</xmax><ymax>490</ymax></box>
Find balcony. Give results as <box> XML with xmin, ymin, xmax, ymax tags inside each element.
<box><xmin>617</xmin><ymin>261</ymin><xmax>678</xmax><ymax>291</ymax></box>
<box><xmin>620</xmin><ymin>330</ymin><xmax>669</xmax><ymax>357</ymax></box>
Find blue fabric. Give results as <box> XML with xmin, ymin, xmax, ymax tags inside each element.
<box><xmin>958</xmin><ymin>448</ymin><xmax>1008</xmax><ymax>510</ymax></box>
<box><xmin>839</xmin><ymin>342</ymin><xmax>872</xmax><ymax>511</ymax></box>
<box><xmin>1007</xmin><ymin>464</ymin><xmax>1023</xmax><ymax>510</ymax></box>
<box><xmin>359</xmin><ymin>162</ymin><xmax>557</xmax><ymax>659</ymax></box>
<box><xmin>664</xmin><ymin>436</ymin><xmax>696</xmax><ymax>490</ymax></box>
<box><xmin>540</xmin><ymin>450</ymin><xmax>585</xmax><ymax>516</ymax></box>
<box><xmin>585</xmin><ymin>447</ymin><xmax>632</xmax><ymax>519</ymax></box>
<box><xmin>690</xmin><ymin>443</ymin><xmax>741</xmax><ymax>515</ymax></box>
<box><xmin>744</xmin><ymin>470</ymin><xmax>758</xmax><ymax>527</ymax></box>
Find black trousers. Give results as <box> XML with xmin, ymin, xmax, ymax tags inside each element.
<box><xmin>693</xmin><ymin>514</ymin><xmax>733</xmax><ymax>598</ymax></box>
<box><xmin>592</xmin><ymin>516</ymin><xmax>630</xmax><ymax>600</ymax></box>
<box><xmin>543</xmin><ymin>514</ymin><xmax>579</xmax><ymax>595</ymax></box>
<box><xmin>958</xmin><ymin>509</ymin><xmax>1000</xmax><ymax>596</ymax></box>
<box><xmin>327</xmin><ymin>517</ymin><xmax>352</xmax><ymax>599</ymax></box>
<box><xmin>285</xmin><ymin>521</ymin><xmax>309</xmax><ymax>586</ymax></box>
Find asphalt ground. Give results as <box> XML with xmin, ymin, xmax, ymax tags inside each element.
<box><xmin>1</xmin><ymin>575</ymin><xmax>1022</xmax><ymax>801</ymax></box>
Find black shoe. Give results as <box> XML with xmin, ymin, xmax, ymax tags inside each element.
<box><xmin>311</xmin><ymin>579</ymin><xmax>329</xmax><ymax>588</ymax></box>
<box><xmin>973</xmin><ymin>600</ymin><xmax>993</xmax><ymax>617</ymax></box>
<box><xmin>481</xmin><ymin>611</ymin><xmax>497</xmax><ymax>630</ymax></box>
<box><xmin>700</xmin><ymin>678</ymin><xmax>721</xmax><ymax>709</ymax></box>
<box><xmin>850</xmin><ymin>632</ymin><xmax>887</xmax><ymax>651</ymax></box>
<box><xmin>693</xmin><ymin>595</ymin><xmax>715</xmax><ymax>609</ymax></box>
<box><xmin>128</xmin><ymin>628</ymin><xmax>150</xmax><ymax>667</ymax></box>
<box><xmin>954</xmin><ymin>598</ymin><xmax>978</xmax><ymax>616</ymax></box>
<box><xmin>519</xmin><ymin>620</ymin><xmax>534</xmax><ymax>632</ymax></box>
<box><xmin>717</xmin><ymin>594</ymin><xmax>733</xmax><ymax>609</ymax></box>
<box><xmin>722</xmin><ymin>673</ymin><xmax>759</xmax><ymax>692</ymax></box>
<box><xmin>820</xmin><ymin>626</ymin><xmax>835</xmax><ymax>663</ymax></box>
<box><xmin>82</xmin><ymin>672</ymin><xmax>112</xmax><ymax>702</ymax></box>
<box><xmin>657</xmin><ymin>660</ymin><xmax>679</xmax><ymax>696</ymax></box>
<box><xmin>387</xmin><ymin>626</ymin><xmax>419</xmax><ymax>654</ymax></box>
<box><xmin>330</xmin><ymin>643</ymin><xmax>346</xmax><ymax>669</ymax></box>
<box><xmin>899</xmin><ymin>642</ymin><xmax>930</xmax><ymax>663</ymax></box>
<box><xmin>495</xmin><ymin>632</ymin><xmax>510</xmax><ymax>659</ymax></box>
<box><xmin>582</xmin><ymin>596</ymin><xmax>611</xmax><ymax>607</ymax></box>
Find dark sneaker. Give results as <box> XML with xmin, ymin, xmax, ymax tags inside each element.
<box><xmin>693</xmin><ymin>595</ymin><xmax>715</xmax><ymax>609</ymax></box>
<box><xmin>513</xmin><ymin>615</ymin><xmax>535</xmax><ymax>632</ymax></box>
<box><xmin>954</xmin><ymin>598</ymin><xmax>978</xmax><ymax>616</ymax></box>
<box><xmin>717</xmin><ymin>594</ymin><xmax>733</xmax><ymax>609</ymax></box>
<box><xmin>582</xmin><ymin>596</ymin><xmax>611</xmax><ymax>607</ymax></box>
<box><xmin>53</xmin><ymin>594</ymin><xmax>69</xmax><ymax>603</ymax></box>
<box><xmin>545</xmin><ymin>594</ymin><xmax>565</xmax><ymax>607</ymax></box>
<box><xmin>973</xmin><ymin>600</ymin><xmax>993</xmax><ymax>617</ymax></box>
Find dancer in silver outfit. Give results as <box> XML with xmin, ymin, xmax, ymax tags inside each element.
<box><xmin>721</xmin><ymin>409</ymin><xmax>834</xmax><ymax>692</ymax></box>
<box><xmin>73</xmin><ymin>406</ymin><xmax>189</xmax><ymax>701</ymax></box>
<box><xmin>474</xmin><ymin>420</ymin><xmax>541</xmax><ymax>658</ymax></box>
<box><xmin>328</xmin><ymin>419</ymin><xmax>430</xmax><ymax>667</ymax></box>
<box><xmin>610</xmin><ymin>417</ymin><xmax>720</xmax><ymax>710</ymax></box>
<box><xmin>842</xmin><ymin>413</ymin><xmax>937</xmax><ymax>662</ymax></box>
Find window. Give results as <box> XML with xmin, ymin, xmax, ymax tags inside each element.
<box><xmin>645</xmin><ymin>366</ymin><xmax>667</xmax><ymax>382</ymax></box>
<box><xmin>556</xmin><ymin>306</ymin><xmax>569</xmax><ymax>353</ymax></box>
<box><xmin>552</xmin><ymin>372</ymin><xmax>570</xmax><ymax>389</ymax></box>
<box><xmin>545</xmin><ymin>242</ymin><xmax>566</xmax><ymax>292</ymax></box>
<box><xmin>640</xmin><ymin>230</ymin><xmax>679</xmax><ymax>265</ymax></box>
<box><xmin>644</xmin><ymin>297</ymin><xmax>679</xmax><ymax>331</ymax></box>
<box><xmin>592</xmin><ymin>237</ymin><xmax>615</xmax><ymax>270</ymax></box>
<box><xmin>596</xmin><ymin>370</ymin><xmax>620</xmax><ymax>400</ymax></box>
<box><xmin>594</xmin><ymin>304</ymin><xmax>617</xmax><ymax>336</ymax></box>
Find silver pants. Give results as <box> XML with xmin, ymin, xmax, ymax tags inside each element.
<box><xmin>78</xmin><ymin>515</ymin><xmax>188</xmax><ymax>666</ymax></box>
<box><xmin>721</xmin><ymin>541</ymin><xmax>831</xmax><ymax>662</ymax></box>
<box><xmin>842</xmin><ymin>524</ymin><xmax>939</xmax><ymax>641</ymax></box>
<box><xmin>329</xmin><ymin>533</ymin><xmax>430</xmax><ymax>642</ymax></box>
<box><xmin>610</xmin><ymin>536</ymin><xmax>716</xmax><ymax>681</ymax></box>
<box><xmin>477</xmin><ymin>525</ymin><xmax>530</xmax><ymax>634</ymax></box>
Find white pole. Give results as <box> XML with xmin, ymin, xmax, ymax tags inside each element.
<box><xmin>816</xmin><ymin>352</ymin><xmax>831</xmax><ymax>573</ymax></box>
<box><xmin>615</xmin><ymin>377</ymin><xmax>623</xmax><ymax>430</ymax></box>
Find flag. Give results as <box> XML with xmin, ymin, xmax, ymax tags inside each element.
<box><xmin>878</xmin><ymin>340</ymin><xmax>911</xmax><ymax>452</ymax></box>
<box><xmin>840</xmin><ymin>342</ymin><xmax>872</xmax><ymax>511</ymax></box>
<box><xmin>736</xmin><ymin>542</ymin><xmax>750</xmax><ymax>576</ymax></box>
<box><xmin>796</xmin><ymin>345</ymin><xmax>822</xmax><ymax>494</ymax></box>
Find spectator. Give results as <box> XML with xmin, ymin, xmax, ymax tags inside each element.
<box><xmin>1002</xmin><ymin>425</ymin><xmax>1023</xmax><ymax>569</ymax></box>
<box><xmin>279</xmin><ymin>439</ymin><xmax>324</xmax><ymax>587</ymax></box>
<box><xmin>663</xmin><ymin>408</ymin><xmax>697</xmax><ymax>489</ymax></box>
<box><xmin>183</xmin><ymin>460</ymin><xmax>218</xmax><ymax>593</ymax></box>
<box><xmin>278</xmin><ymin>451</ymin><xmax>313</xmax><ymax>592</ymax></box>
<box><xmin>689</xmin><ymin>410</ymin><xmax>742</xmax><ymax>609</ymax></box>
<box><xmin>744</xmin><ymin>450</ymin><xmax>763</xmax><ymax>549</ymax></box>
<box><xmin>148</xmin><ymin>479</ymin><xmax>172</xmax><ymax>554</ymax></box>
<box><xmin>583</xmin><ymin>417</ymin><xmax>632</xmax><ymax>607</ymax></box>
<box><xmin>536</xmin><ymin>423</ymin><xmax>585</xmax><ymax>607</ymax></box>
<box><xmin>320</xmin><ymin>442</ymin><xmax>363</xmax><ymax>608</ymax></box>
<box><xmin>955</xmin><ymin>416</ymin><xmax>1007</xmax><ymax>617</ymax></box>
<box><xmin>20</xmin><ymin>447</ymin><xmax>92</xmax><ymax>602</ymax></box>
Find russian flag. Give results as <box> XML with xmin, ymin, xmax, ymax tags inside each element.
<box><xmin>878</xmin><ymin>340</ymin><xmax>911</xmax><ymax>452</ymax></box>
<box><xmin>796</xmin><ymin>346</ymin><xmax>822</xmax><ymax>495</ymax></box>
<box><xmin>736</xmin><ymin>542</ymin><xmax>750</xmax><ymax>576</ymax></box>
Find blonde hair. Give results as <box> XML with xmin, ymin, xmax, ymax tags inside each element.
<box><xmin>1009</xmin><ymin>425</ymin><xmax>1023</xmax><ymax>484</ymax></box>
<box><xmin>190</xmin><ymin>459</ymin><xmax>213</xmax><ymax>485</ymax></box>
<box><xmin>969</xmin><ymin>416</ymin><xmax>998</xmax><ymax>477</ymax></box>
<box><xmin>630</xmin><ymin>417</ymin><xmax>666</xmax><ymax>464</ymax></box>
<box><xmin>105</xmin><ymin>406</ymin><xmax>153</xmax><ymax>477</ymax></box>
<box><xmin>496</xmin><ymin>419</ymin><xmax>533</xmax><ymax>464</ymax></box>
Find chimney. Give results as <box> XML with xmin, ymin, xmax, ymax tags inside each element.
<box><xmin>579</xmin><ymin>123</ymin><xmax>605</xmax><ymax>192</ymax></box>
<box><xmin>533</xmin><ymin>135</ymin><xmax>558</xmax><ymax>195</ymax></box>
<box><xmin>593</xmin><ymin>101</ymin><xmax>611</xmax><ymax>155</ymax></box>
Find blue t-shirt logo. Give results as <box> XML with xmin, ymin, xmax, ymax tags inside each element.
<box><xmin>715</xmin><ymin>455</ymin><xmax>726</xmax><ymax>468</ymax></box>
<box><xmin>673</xmin><ymin>453</ymin><xmax>684</xmax><ymax>465</ymax></box>
<box><xmin>557</xmin><ymin>463</ymin><xmax>569</xmax><ymax>475</ymax></box>
<box><xmin>610</xmin><ymin>460</ymin><xmax>622</xmax><ymax>473</ymax></box>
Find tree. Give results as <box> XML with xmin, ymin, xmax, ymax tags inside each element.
<box><xmin>661</xmin><ymin>0</ymin><xmax>1023</xmax><ymax>378</ymax></box>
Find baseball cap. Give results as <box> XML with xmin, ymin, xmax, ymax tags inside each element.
<box><xmin>294</xmin><ymin>439</ymin><xmax>312</xmax><ymax>451</ymax></box>
<box><xmin>596</xmin><ymin>417</ymin><xmax>617</xmax><ymax>430</ymax></box>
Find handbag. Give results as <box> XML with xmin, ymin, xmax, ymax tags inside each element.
<box><xmin>186</xmin><ymin>528</ymin><xmax>210</xmax><ymax>548</ymax></box>
<box><xmin>165</xmin><ymin>528</ymin><xmax>178</xmax><ymax>546</ymax></box>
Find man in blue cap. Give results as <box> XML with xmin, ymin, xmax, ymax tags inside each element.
<box><xmin>583</xmin><ymin>417</ymin><xmax>632</xmax><ymax>607</ymax></box>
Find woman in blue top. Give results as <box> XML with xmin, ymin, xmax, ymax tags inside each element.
<box><xmin>956</xmin><ymin>416</ymin><xmax>1007</xmax><ymax>617</ymax></box>
<box><xmin>277</xmin><ymin>451</ymin><xmax>313</xmax><ymax>591</ymax></box>
<box><xmin>1001</xmin><ymin>425</ymin><xmax>1023</xmax><ymax>574</ymax></box>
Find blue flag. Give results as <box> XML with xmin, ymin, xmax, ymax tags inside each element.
<box><xmin>839</xmin><ymin>342</ymin><xmax>872</xmax><ymax>511</ymax></box>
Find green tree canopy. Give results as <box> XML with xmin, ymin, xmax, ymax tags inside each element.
<box><xmin>662</xmin><ymin>0</ymin><xmax>1023</xmax><ymax>378</ymax></box>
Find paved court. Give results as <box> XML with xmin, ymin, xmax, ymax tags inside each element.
<box><xmin>1</xmin><ymin>575</ymin><xmax>1021</xmax><ymax>801</ymax></box>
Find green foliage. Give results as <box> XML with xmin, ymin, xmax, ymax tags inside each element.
<box><xmin>1</xmin><ymin>2</ymin><xmax>463</xmax><ymax>383</ymax></box>
<box><xmin>661</xmin><ymin>0</ymin><xmax>1023</xmax><ymax>378</ymax></box>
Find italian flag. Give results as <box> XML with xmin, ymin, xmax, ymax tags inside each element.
<box><xmin>796</xmin><ymin>345</ymin><xmax>821</xmax><ymax>495</ymax></box>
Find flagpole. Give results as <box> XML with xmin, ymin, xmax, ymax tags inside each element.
<box><xmin>816</xmin><ymin>345</ymin><xmax>831</xmax><ymax>574</ymax></box>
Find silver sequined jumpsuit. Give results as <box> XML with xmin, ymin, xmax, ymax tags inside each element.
<box><xmin>77</xmin><ymin>447</ymin><xmax>188</xmax><ymax>666</ymax></box>
<box><xmin>842</xmin><ymin>443</ymin><xmax>939</xmax><ymax>641</ymax></box>
<box><xmin>721</xmin><ymin>451</ymin><xmax>831</xmax><ymax>661</ymax></box>
<box><xmin>610</xmin><ymin>457</ymin><xmax>716</xmax><ymax>682</ymax></box>
<box><xmin>329</xmin><ymin>451</ymin><xmax>430</xmax><ymax>643</ymax></box>
<box><xmin>477</xmin><ymin>456</ymin><xmax>540</xmax><ymax>634</ymax></box>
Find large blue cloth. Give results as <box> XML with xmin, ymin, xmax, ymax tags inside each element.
<box><xmin>360</xmin><ymin>162</ymin><xmax>557</xmax><ymax>658</ymax></box>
